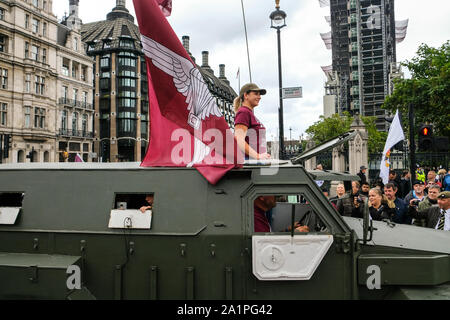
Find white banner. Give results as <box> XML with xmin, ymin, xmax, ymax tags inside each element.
<box><xmin>380</xmin><ymin>110</ymin><xmax>405</xmax><ymax>184</ymax></box>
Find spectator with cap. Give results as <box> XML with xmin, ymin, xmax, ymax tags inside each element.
<box><xmin>404</xmin><ymin>180</ymin><xmax>427</xmax><ymax>204</ymax></box>
<box><xmin>384</xmin><ymin>182</ymin><xmax>410</xmax><ymax>224</ymax></box>
<box><xmin>357</xmin><ymin>166</ymin><xmax>368</xmax><ymax>185</ymax></box>
<box><xmin>409</xmin><ymin>184</ymin><xmax>441</xmax><ymax>227</ymax></box>
<box><xmin>408</xmin><ymin>191</ymin><xmax>450</xmax><ymax>231</ymax></box>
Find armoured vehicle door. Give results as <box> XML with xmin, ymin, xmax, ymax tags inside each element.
<box><xmin>241</xmin><ymin>167</ymin><xmax>358</xmax><ymax>299</ymax></box>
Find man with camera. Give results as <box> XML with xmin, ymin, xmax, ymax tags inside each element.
<box><xmin>408</xmin><ymin>184</ymin><xmax>441</xmax><ymax>227</ymax></box>
<box><xmin>408</xmin><ymin>191</ymin><xmax>450</xmax><ymax>231</ymax></box>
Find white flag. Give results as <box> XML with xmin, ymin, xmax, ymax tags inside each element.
<box><xmin>380</xmin><ymin>110</ymin><xmax>404</xmax><ymax>184</ymax></box>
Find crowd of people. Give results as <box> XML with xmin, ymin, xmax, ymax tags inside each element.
<box><xmin>326</xmin><ymin>166</ymin><xmax>450</xmax><ymax>231</ymax></box>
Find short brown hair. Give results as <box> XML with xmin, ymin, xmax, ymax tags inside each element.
<box><xmin>384</xmin><ymin>183</ymin><xmax>397</xmax><ymax>191</ymax></box>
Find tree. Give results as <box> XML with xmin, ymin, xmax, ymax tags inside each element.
<box><xmin>305</xmin><ymin>112</ymin><xmax>387</xmax><ymax>153</ymax></box>
<box><xmin>383</xmin><ymin>41</ymin><xmax>450</xmax><ymax>137</ymax></box>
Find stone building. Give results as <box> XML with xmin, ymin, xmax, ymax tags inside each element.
<box><xmin>0</xmin><ymin>0</ymin><xmax>59</xmax><ymax>163</ymax></box>
<box><xmin>0</xmin><ymin>0</ymin><xmax>94</xmax><ymax>163</ymax></box>
<box><xmin>58</xmin><ymin>0</ymin><xmax>95</xmax><ymax>162</ymax></box>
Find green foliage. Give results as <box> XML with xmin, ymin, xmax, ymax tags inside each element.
<box><xmin>305</xmin><ymin>112</ymin><xmax>353</xmax><ymax>145</ymax></box>
<box><xmin>383</xmin><ymin>41</ymin><xmax>450</xmax><ymax>137</ymax></box>
<box><xmin>305</xmin><ymin>112</ymin><xmax>386</xmax><ymax>153</ymax></box>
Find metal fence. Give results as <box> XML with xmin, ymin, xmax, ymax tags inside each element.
<box><xmin>368</xmin><ymin>151</ymin><xmax>450</xmax><ymax>181</ymax></box>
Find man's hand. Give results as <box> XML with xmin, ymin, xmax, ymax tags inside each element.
<box><xmin>295</xmin><ymin>225</ymin><xmax>310</xmax><ymax>233</ymax></box>
<box><xmin>140</xmin><ymin>206</ymin><xmax>151</xmax><ymax>213</ymax></box>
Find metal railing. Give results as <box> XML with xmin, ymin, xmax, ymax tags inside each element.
<box><xmin>59</xmin><ymin>128</ymin><xmax>94</xmax><ymax>138</ymax></box>
<box><xmin>58</xmin><ymin>98</ymin><xmax>93</xmax><ymax>110</ymax></box>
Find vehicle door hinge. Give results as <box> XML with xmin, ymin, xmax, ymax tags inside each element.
<box><xmin>335</xmin><ymin>233</ymin><xmax>351</xmax><ymax>254</ymax></box>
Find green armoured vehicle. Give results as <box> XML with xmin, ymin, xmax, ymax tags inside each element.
<box><xmin>0</xmin><ymin>162</ymin><xmax>449</xmax><ymax>300</ymax></box>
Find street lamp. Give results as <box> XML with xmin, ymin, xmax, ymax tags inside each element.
<box><xmin>270</xmin><ymin>0</ymin><xmax>287</xmax><ymax>159</ymax></box>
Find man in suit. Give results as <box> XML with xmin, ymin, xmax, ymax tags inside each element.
<box><xmin>408</xmin><ymin>191</ymin><xmax>450</xmax><ymax>230</ymax></box>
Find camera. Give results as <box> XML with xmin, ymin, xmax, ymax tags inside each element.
<box><xmin>411</xmin><ymin>199</ymin><xmax>420</xmax><ymax>206</ymax></box>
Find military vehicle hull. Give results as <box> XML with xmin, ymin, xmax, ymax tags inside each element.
<box><xmin>0</xmin><ymin>163</ymin><xmax>448</xmax><ymax>300</ymax></box>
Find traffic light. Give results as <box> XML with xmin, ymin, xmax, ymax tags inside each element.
<box><xmin>26</xmin><ymin>147</ymin><xmax>34</xmax><ymax>162</ymax></box>
<box><xmin>418</xmin><ymin>125</ymin><xmax>433</xmax><ymax>151</ymax></box>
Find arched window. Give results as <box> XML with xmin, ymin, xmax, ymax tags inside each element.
<box><xmin>43</xmin><ymin>151</ymin><xmax>49</xmax><ymax>162</ymax></box>
<box><xmin>17</xmin><ymin>150</ymin><xmax>24</xmax><ymax>163</ymax></box>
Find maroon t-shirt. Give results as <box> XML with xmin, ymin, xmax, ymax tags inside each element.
<box><xmin>234</xmin><ymin>107</ymin><xmax>267</xmax><ymax>156</ymax></box>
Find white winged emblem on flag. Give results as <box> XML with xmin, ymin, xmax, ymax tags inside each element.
<box><xmin>141</xmin><ymin>35</ymin><xmax>225</xmax><ymax>167</ymax></box>
<box><xmin>141</xmin><ymin>35</ymin><xmax>223</xmax><ymax>130</ymax></box>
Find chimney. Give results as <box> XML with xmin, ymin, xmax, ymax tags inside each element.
<box><xmin>219</xmin><ymin>64</ymin><xmax>225</xmax><ymax>78</ymax></box>
<box><xmin>219</xmin><ymin>64</ymin><xmax>230</xmax><ymax>85</ymax></box>
<box><xmin>202</xmin><ymin>51</ymin><xmax>210</xmax><ymax>68</ymax></box>
<box><xmin>182</xmin><ymin>36</ymin><xmax>190</xmax><ymax>53</ymax></box>
<box><xmin>116</xmin><ymin>0</ymin><xmax>126</xmax><ymax>7</ymax></box>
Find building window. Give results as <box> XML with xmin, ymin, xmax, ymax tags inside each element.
<box><xmin>81</xmin><ymin>66</ymin><xmax>87</xmax><ymax>81</ymax></box>
<box><xmin>25</xmin><ymin>15</ymin><xmax>30</xmax><ymax>29</ymax></box>
<box><xmin>25</xmin><ymin>74</ymin><xmax>31</xmax><ymax>93</ymax></box>
<box><xmin>43</xmin><ymin>22</ymin><xmax>47</xmax><ymax>36</ymax></box>
<box><xmin>82</xmin><ymin>114</ymin><xmax>87</xmax><ymax>134</ymax></box>
<box><xmin>0</xmin><ymin>8</ymin><xmax>5</xmax><ymax>21</ymax></box>
<box><xmin>119</xmin><ymin>98</ymin><xmax>136</xmax><ymax>108</ymax></box>
<box><xmin>119</xmin><ymin>39</ymin><xmax>135</xmax><ymax>49</ymax></box>
<box><xmin>0</xmin><ymin>34</ymin><xmax>7</xmax><ymax>53</ymax></box>
<box><xmin>82</xmin><ymin>91</ymin><xmax>88</xmax><ymax>105</ymax></box>
<box><xmin>43</xmin><ymin>1</ymin><xmax>47</xmax><ymax>11</ymax></box>
<box><xmin>118</xmin><ymin>57</ymin><xmax>137</xmax><ymax>67</ymax></box>
<box><xmin>24</xmin><ymin>106</ymin><xmax>31</xmax><ymax>128</ymax></box>
<box><xmin>0</xmin><ymin>103</ymin><xmax>6</xmax><ymax>126</ymax></box>
<box><xmin>33</xmin><ymin>0</ymin><xmax>39</xmax><ymax>8</ymax></box>
<box><xmin>119</xmin><ymin>78</ymin><xmax>136</xmax><ymax>87</ymax></box>
<box><xmin>62</xmin><ymin>58</ymin><xmax>69</xmax><ymax>76</ymax></box>
<box><xmin>100</xmin><ymin>54</ymin><xmax>110</xmax><ymax>68</ymax></box>
<box><xmin>73</xmin><ymin>88</ymin><xmax>78</xmax><ymax>101</ymax></box>
<box><xmin>35</xmin><ymin>76</ymin><xmax>45</xmax><ymax>95</ymax></box>
<box><xmin>32</xmin><ymin>18</ymin><xmax>40</xmax><ymax>34</ymax></box>
<box><xmin>62</xmin><ymin>86</ymin><xmax>68</xmax><ymax>99</ymax></box>
<box><xmin>31</xmin><ymin>45</ymin><xmax>39</xmax><ymax>61</ymax></box>
<box><xmin>73</xmin><ymin>37</ymin><xmax>78</xmax><ymax>51</ymax></box>
<box><xmin>61</xmin><ymin>110</ymin><xmax>67</xmax><ymax>130</ymax></box>
<box><xmin>1</xmin><ymin>68</ymin><xmax>7</xmax><ymax>89</ymax></box>
<box><xmin>24</xmin><ymin>42</ymin><xmax>29</xmax><ymax>58</ymax></box>
<box><xmin>42</xmin><ymin>48</ymin><xmax>46</xmax><ymax>63</ymax></box>
<box><xmin>72</xmin><ymin>112</ymin><xmax>78</xmax><ymax>132</ymax></box>
<box><xmin>34</xmin><ymin>107</ymin><xmax>45</xmax><ymax>129</ymax></box>
<box><xmin>72</xmin><ymin>62</ymin><xmax>78</xmax><ymax>78</ymax></box>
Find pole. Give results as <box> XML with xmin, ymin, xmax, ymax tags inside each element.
<box><xmin>240</xmin><ymin>0</ymin><xmax>252</xmax><ymax>82</ymax></box>
<box><xmin>409</xmin><ymin>103</ymin><xmax>416</xmax><ymax>184</ymax></box>
<box><xmin>277</xmin><ymin>28</ymin><xmax>285</xmax><ymax>160</ymax></box>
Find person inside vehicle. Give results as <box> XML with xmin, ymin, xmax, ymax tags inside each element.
<box><xmin>140</xmin><ymin>194</ymin><xmax>154</xmax><ymax>213</ymax></box>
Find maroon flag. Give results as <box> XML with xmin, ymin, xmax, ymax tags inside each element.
<box><xmin>133</xmin><ymin>0</ymin><xmax>242</xmax><ymax>185</ymax></box>
<box><xmin>156</xmin><ymin>0</ymin><xmax>172</xmax><ymax>17</ymax></box>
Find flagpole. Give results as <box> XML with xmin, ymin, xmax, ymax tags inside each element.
<box><xmin>240</xmin><ymin>0</ymin><xmax>252</xmax><ymax>83</ymax></box>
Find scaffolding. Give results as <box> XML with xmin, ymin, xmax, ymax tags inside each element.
<box><xmin>318</xmin><ymin>0</ymin><xmax>405</xmax><ymax>131</ymax></box>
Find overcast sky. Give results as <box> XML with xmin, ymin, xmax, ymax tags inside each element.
<box><xmin>54</xmin><ymin>0</ymin><xmax>450</xmax><ymax>142</ymax></box>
